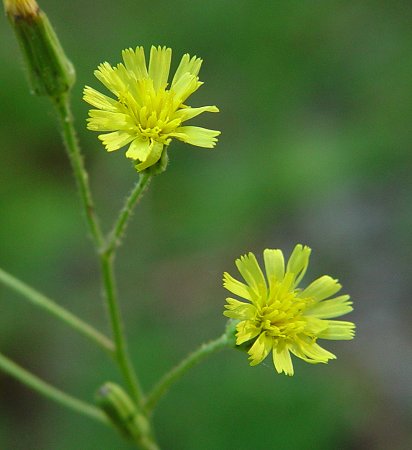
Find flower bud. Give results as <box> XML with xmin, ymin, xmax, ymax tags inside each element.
<box><xmin>95</xmin><ymin>382</ymin><xmax>150</xmax><ymax>442</ymax></box>
<box><xmin>4</xmin><ymin>0</ymin><xmax>75</xmax><ymax>97</ymax></box>
<box><xmin>4</xmin><ymin>0</ymin><xmax>38</xmax><ymax>16</ymax></box>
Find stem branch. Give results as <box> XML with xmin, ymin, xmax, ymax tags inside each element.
<box><xmin>145</xmin><ymin>334</ymin><xmax>229</xmax><ymax>413</ymax></box>
<box><xmin>105</xmin><ymin>173</ymin><xmax>152</xmax><ymax>255</ymax></box>
<box><xmin>0</xmin><ymin>352</ymin><xmax>109</xmax><ymax>425</ymax></box>
<box><xmin>0</xmin><ymin>267</ymin><xmax>114</xmax><ymax>353</ymax></box>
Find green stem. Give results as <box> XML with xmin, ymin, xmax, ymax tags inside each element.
<box><xmin>100</xmin><ymin>252</ymin><xmax>143</xmax><ymax>407</ymax></box>
<box><xmin>0</xmin><ymin>352</ymin><xmax>109</xmax><ymax>425</ymax></box>
<box><xmin>105</xmin><ymin>173</ymin><xmax>152</xmax><ymax>256</ymax></box>
<box><xmin>0</xmin><ymin>267</ymin><xmax>114</xmax><ymax>353</ymax></box>
<box><xmin>53</xmin><ymin>93</ymin><xmax>155</xmax><ymax>444</ymax></box>
<box><xmin>145</xmin><ymin>334</ymin><xmax>230</xmax><ymax>413</ymax></box>
<box><xmin>52</xmin><ymin>94</ymin><xmax>143</xmax><ymax>400</ymax></box>
<box><xmin>53</xmin><ymin>95</ymin><xmax>104</xmax><ymax>250</ymax></box>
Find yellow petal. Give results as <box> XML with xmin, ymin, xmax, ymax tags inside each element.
<box><xmin>125</xmin><ymin>137</ymin><xmax>151</xmax><ymax>161</ymax></box>
<box><xmin>263</xmin><ymin>249</ymin><xmax>285</xmax><ymax>293</ymax></box>
<box><xmin>223</xmin><ymin>272</ymin><xmax>252</xmax><ymax>301</ymax></box>
<box><xmin>293</xmin><ymin>337</ymin><xmax>336</xmax><ymax>363</ymax></box>
<box><xmin>148</xmin><ymin>46</ymin><xmax>171</xmax><ymax>91</ymax></box>
<box><xmin>83</xmin><ymin>86</ymin><xmax>119</xmax><ymax>112</ymax></box>
<box><xmin>87</xmin><ymin>110</ymin><xmax>135</xmax><ymax>132</ymax></box>
<box><xmin>94</xmin><ymin>62</ymin><xmax>127</xmax><ymax>97</ymax></box>
<box><xmin>299</xmin><ymin>275</ymin><xmax>342</xmax><ymax>301</ymax></box>
<box><xmin>286</xmin><ymin>244</ymin><xmax>311</xmax><ymax>287</ymax></box>
<box><xmin>98</xmin><ymin>131</ymin><xmax>135</xmax><ymax>152</ymax></box>
<box><xmin>223</xmin><ymin>298</ymin><xmax>256</xmax><ymax>320</ymax></box>
<box><xmin>318</xmin><ymin>320</ymin><xmax>355</xmax><ymax>340</ymax></box>
<box><xmin>272</xmin><ymin>345</ymin><xmax>294</xmax><ymax>376</ymax></box>
<box><xmin>135</xmin><ymin>141</ymin><xmax>164</xmax><ymax>171</ymax></box>
<box><xmin>248</xmin><ymin>332</ymin><xmax>273</xmax><ymax>366</ymax></box>
<box><xmin>305</xmin><ymin>295</ymin><xmax>352</xmax><ymax>319</ymax></box>
<box><xmin>173</xmin><ymin>126</ymin><xmax>220</xmax><ymax>148</ymax></box>
<box><xmin>171</xmin><ymin>72</ymin><xmax>201</xmax><ymax>103</ymax></box>
<box><xmin>172</xmin><ymin>53</ymin><xmax>202</xmax><ymax>87</ymax></box>
<box><xmin>304</xmin><ymin>317</ymin><xmax>328</xmax><ymax>335</ymax></box>
<box><xmin>174</xmin><ymin>105</ymin><xmax>219</xmax><ymax>123</ymax></box>
<box><xmin>122</xmin><ymin>47</ymin><xmax>148</xmax><ymax>80</ymax></box>
<box><xmin>236</xmin><ymin>321</ymin><xmax>261</xmax><ymax>345</ymax></box>
<box><xmin>235</xmin><ymin>252</ymin><xmax>267</xmax><ymax>303</ymax></box>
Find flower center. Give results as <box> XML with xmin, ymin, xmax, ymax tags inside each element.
<box><xmin>256</xmin><ymin>282</ymin><xmax>312</xmax><ymax>340</ymax></box>
<box><xmin>139</xmin><ymin>125</ymin><xmax>162</xmax><ymax>139</ymax></box>
<box><xmin>121</xmin><ymin>82</ymin><xmax>183</xmax><ymax>144</ymax></box>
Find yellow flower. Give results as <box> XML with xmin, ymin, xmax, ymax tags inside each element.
<box><xmin>83</xmin><ymin>46</ymin><xmax>220</xmax><ymax>171</ymax></box>
<box><xmin>223</xmin><ymin>245</ymin><xmax>355</xmax><ymax>376</ymax></box>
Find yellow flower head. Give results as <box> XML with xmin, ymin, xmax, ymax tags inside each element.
<box><xmin>223</xmin><ymin>245</ymin><xmax>355</xmax><ymax>376</ymax></box>
<box><xmin>83</xmin><ymin>46</ymin><xmax>220</xmax><ymax>171</ymax></box>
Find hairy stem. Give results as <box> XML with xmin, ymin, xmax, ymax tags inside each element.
<box><xmin>53</xmin><ymin>93</ymin><xmax>157</xmax><ymax>446</ymax></box>
<box><xmin>53</xmin><ymin>95</ymin><xmax>104</xmax><ymax>250</ymax></box>
<box><xmin>0</xmin><ymin>352</ymin><xmax>109</xmax><ymax>425</ymax></box>
<box><xmin>105</xmin><ymin>173</ymin><xmax>152</xmax><ymax>256</ymax></box>
<box><xmin>53</xmin><ymin>94</ymin><xmax>144</xmax><ymax>400</ymax></box>
<box><xmin>145</xmin><ymin>334</ymin><xmax>230</xmax><ymax>413</ymax></box>
<box><xmin>0</xmin><ymin>267</ymin><xmax>114</xmax><ymax>353</ymax></box>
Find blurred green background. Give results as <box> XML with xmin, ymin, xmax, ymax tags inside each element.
<box><xmin>1</xmin><ymin>1</ymin><xmax>412</xmax><ymax>449</ymax></box>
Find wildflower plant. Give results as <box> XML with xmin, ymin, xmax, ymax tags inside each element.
<box><xmin>1</xmin><ymin>1</ymin><xmax>355</xmax><ymax>449</ymax></box>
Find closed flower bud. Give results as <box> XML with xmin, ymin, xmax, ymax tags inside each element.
<box><xmin>4</xmin><ymin>0</ymin><xmax>75</xmax><ymax>97</ymax></box>
<box><xmin>4</xmin><ymin>0</ymin><xmax>38</xmax><ymax>17</ymax></box>
<box><xmin>95</xmin><ymin>382</ymin><xmax>150</xmax><ymax>442</ymax></box>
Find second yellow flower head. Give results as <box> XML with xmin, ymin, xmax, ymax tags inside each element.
<box><xmin>223</xmin><ymin>245</ymin><xmax>355</xmax><ymax>376</ymax></box>
<box><xmin>83</xmin><ymin>46</ymin><xmax>220</xmax><ymax>171</ymax></box>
